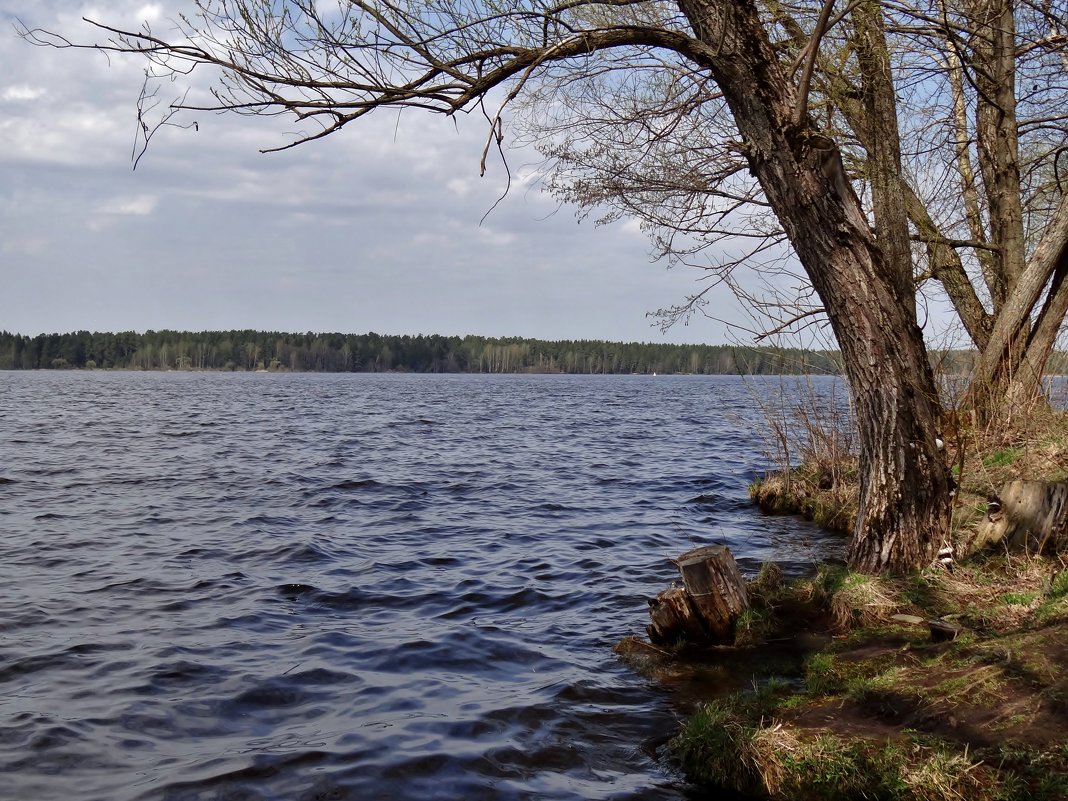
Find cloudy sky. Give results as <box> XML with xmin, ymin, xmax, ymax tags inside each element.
<box><xmin>0</xmin><ymin>1</ymin><xmax>767</xmax><ymax>344</ymax></box>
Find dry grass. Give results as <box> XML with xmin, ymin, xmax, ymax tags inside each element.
<box><xmin>752</xmin><ymin>379</ymin><xmax>1068</xmax><ymax>560</ymax></box>
<box><xmin>750</xmin><ymin>375</ymin><xmax>860</xmax><ymax>534</ymax></box>
<box><xmin>745</xmin><ymin>723</ymin><xmax>800</xmax><ymax>796</ymax></box>
<box><xmin>904</xmin><ymin>748</ymin><xmax>986</xmax><ymax>801</ymax></box>
<box><xmin>829</xmin><ymin>572</ymin><xmax>899</xmax><ymax>630</ymax></box>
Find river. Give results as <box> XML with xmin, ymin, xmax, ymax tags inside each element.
<box><xmin>0</xmin><ymin>371</ymin><xmax>843</xmax><ymax>800</ymax></box>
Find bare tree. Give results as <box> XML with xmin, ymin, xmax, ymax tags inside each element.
<box><xmin>522</xmin><ymin>0</ymin><xmax>1068</xmax><ymax>423</ymax></box>
<box><xmin>37</xmin><ymin>0</ymin><xmax>1065</xmax><ymax>571</ymax></box>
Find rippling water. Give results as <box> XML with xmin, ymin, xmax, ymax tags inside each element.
<box><xmin>0</xmin><ymin>372</ymin><xmax>841</xmax><ymax>800</ymax></box>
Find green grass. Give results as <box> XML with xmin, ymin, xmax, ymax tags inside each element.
<box><xmin>804</xmin><ymin>652</ymin><xmax>841</xmax><ymax>695</ymax></box>
<box><xmin>1001</xmin><ymin>591</ymin><xmax>1039</xmax><ymax>606</ymax></box>
<box><xmin>984</xmin><ymin>447</ymin><xmax>1023</xmax><ymax>467</ymax></box>
<box><xmin>1048</xmin><ymin>571</ymin><xmax>1068</xmax><ymax>599</ymax></box>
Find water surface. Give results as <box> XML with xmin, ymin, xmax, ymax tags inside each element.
<box><xmin>0</xmin><ymin>372</ymin><xmax>840</xmax><ymax>800</ymax></box>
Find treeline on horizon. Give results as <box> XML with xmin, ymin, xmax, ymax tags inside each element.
<box><xmin>0</xmin><ymin>329</ymin><xmax>842</xmax><ymax>375</ymax></box>
<box><xmin>6</xmin><ymin>329</ymin><xmax>1062</xmax><ymax>376</ymax></box>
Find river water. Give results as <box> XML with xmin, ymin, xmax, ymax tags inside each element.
<box><xmin>0</xmin><ymin>372</ymin><xmax>842</xmax><ymax>800</ymax></box>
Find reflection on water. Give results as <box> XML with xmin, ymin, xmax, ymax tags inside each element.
<box><xmin>0</xmin><ymin>372</ymin><xmax>842</xmax><ymax>800</ymax></box>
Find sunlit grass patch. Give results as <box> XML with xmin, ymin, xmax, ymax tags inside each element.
<box><xmin>902</xmin><ymin>746</ymin><xmax>985</xmax><ymax>801</ymax></box>
<box><xmin>830</xmin><ymin>571</ymin><xmax>898</xmax><ymax>630</ymax></box>
<box><xmin>983</xmin><ymin>447</ymin><xmax>1023</xmax><ymax>468</ymax></box>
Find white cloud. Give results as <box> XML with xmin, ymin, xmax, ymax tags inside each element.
<box><xmin>621</xmin><ymin>218</ymin><xmax>645</xmax><ymax>237</ymax></box>
<box><xmin>137</xmin><ymin>4</ymin><xmax>163</xmax><ymax>23</ymax></box>
<box><xmin>98</xmin><ymin>194</ymin><xmax>158</xmax><ymax>216</ymax></box>
<box><xmin>88</xmin><ymin>193</ymin><xmax>159</xmax><ymax>229</ymax></box>
<box><xmin>0</xmin><ymin>0</ymin><xmax>738</xmax><ymax>343</ymax></box>
<box><xmin>2</xmin><ymin>85</ymin><xmax>45</xmax><ymax>102</ymax></box>
<box><xmin>0</xmin><ymin>111</ymin><xmax>127</xmax><ymax>167</ymax></box>
<box><xmin>2</xmin><ymin>237</ymin><xmax>48</xmax><ymax>257</ymax></box>
<box><xmin>445</xmin><ymin>177</ymin><xmax>472</xmax><ymax>197</ymax></box>
<box><xmin>475</xmin><ymin>226</ymin><xmax>517</xmax><ymax>247</ymax></box>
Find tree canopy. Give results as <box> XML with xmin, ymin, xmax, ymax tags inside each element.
<box><xmin>0</xmin><ymin>329</ymin><xmax>842</xmax><ymax>374</ymax></box>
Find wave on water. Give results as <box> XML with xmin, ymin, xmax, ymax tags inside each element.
<box><xmin>0</xmin><ymin>372</ymin><xmax>841</xmax><ymax>801</ymax></box>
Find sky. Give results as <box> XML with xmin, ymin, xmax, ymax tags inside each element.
<box><xmin>0</xmin><ymin>1</ymin><xmax>761</xmax><ymax>345</ymax></box>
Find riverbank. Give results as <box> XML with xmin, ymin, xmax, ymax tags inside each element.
<box><xmin>659</xmin><ymin>557</ymin><xmax>1068</xmax><ymax>800</ymax></box>
<box><xmin>653</xmin><ymin>411</ymin><xmax>1068</xmax><ymax>799</ymax></box>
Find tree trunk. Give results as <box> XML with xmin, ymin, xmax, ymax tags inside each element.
<box><xmin>971</xmin><ymin>0</ymin><xmax>1026</xmax><ymax>303</ymax></box>
<box><xmin>1012</xmin><ymin>257</ymin><xmax>1068</xmax><ymax>407</ymax></box>
<box><xmin>968</xmin><ymin>194</ymin><xmax>1068</xmax><ymax>421</ymax></box>
<box><xmin>679</xmin><ymin>0</ymin><xmax>953</xmax><ymax>572</ymax></box>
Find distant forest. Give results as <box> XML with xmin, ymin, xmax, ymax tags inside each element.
<box><xmin>0</xmin><ymin>330</ymin><xmax>841</xmax><ymax>374</ymax></box>
<box><xmin>3</xmin><ymin>330</ymin><xmax>1063</xmax><ymax>376</ymax></box>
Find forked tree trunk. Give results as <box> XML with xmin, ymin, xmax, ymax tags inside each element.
<box><xmin>679</xmin><ymin>0</ymin><xmax>953</xmax><ymax>571</ymax></box>
<box><xmin>967</xmin><ymin>195</ymin><xmax>1068</xmax><ymax>422</ymax></box>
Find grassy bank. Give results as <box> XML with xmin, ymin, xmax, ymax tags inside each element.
<box><xmin>749</xmin><ymin>403</ymin><xmax>1068</xmax><ymax>548</ymax></box>
<box><xmin>658</xmin><ymin>557</ymin><xmax>1068</xmax><ymax>799</ymax></box>
<box><xmin>651</xmin><ymin>412</ymin><xmax>1068</xmax><ymax>799</ymax></box>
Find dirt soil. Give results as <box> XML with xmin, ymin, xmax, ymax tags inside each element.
<box><xmin>790</xmin><ymin>620</ymin><xmax>1068</xmax><ymax>749</ymax></box>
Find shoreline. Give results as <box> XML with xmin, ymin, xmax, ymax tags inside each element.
<box><xmin>631</xmin><ymin>555</ymin><xmax>1068</xmax><ymax>800</ymax></box>
<box><xmin>648</xmin><ymin>409</ymin><xmax>1068</xmax><ymax>799</ymax></box>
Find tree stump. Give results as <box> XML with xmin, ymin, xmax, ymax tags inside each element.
<box><xmin>647</xmin><ymin>587</ymin><xmax>706</xmax><ymax>645</ymax></box>
<box><xmin>646</xmin><ymin>544</ymin><xmax>750</xmax><ymax>646</ymax></box>
<box><xmin>973</xmin><ymin>480</ymin><xmax>1068</xmax><ymax>554</ymax></box>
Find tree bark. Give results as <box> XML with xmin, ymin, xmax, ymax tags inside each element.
<box><xmin>855</xmin><ymin>1</ymin><xmax>913</xmax><ymax>307</ymax></box>
<box><xmin>678</xmin><ymin>0</ymin><xmax>952</xmax><ymax>572</ymax></box>
<box><xmin>971</xmin><ymin>0</ymin><xmax>1027</xmax><ymax>301</ymax></box>
<box><xmin>946</xmin><ymin>45</ymin><xmax>1000</xmax><ymax>301</ymax></box>
<box><xmin>1014</xmin><ymin>256</ymin><xmax>1068</xmax><ymax>405</ymax></box>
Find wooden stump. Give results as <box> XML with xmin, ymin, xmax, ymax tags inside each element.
<box><xmin>677</xmin><ymin>545</ymin><xmax>750</xmax><ymax>640</ymax></box>
<box><xmin>646</xmin><ymin>544</ymin><xmax>750</xmax><ymax>646</ymax></box>
<box><xmin>647</xmin><ymin>587</ymin><xmax>706</xmax><ymax>645</ymax></box>
<box><xmin>973</xmin><ymin>480</ymin><xmax>1068</xmax><ymax>554</ymax></box>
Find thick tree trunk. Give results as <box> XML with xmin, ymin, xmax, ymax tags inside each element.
<box><xmin>678</xmin><ymin>0</ymin><xmax>953</xmax><ymax>572</ymax></box>
<box><xmin>1013</xmin><ymin>259</ymin><xmax>1068</xmax><ymax>405</ymax></box>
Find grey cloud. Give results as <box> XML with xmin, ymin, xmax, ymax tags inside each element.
<box><xmin>0</xmin><ymin>0</ymin><xmax>742</xmax><ymax>343</ymax></box>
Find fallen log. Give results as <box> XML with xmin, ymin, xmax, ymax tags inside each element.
<box><xmin>647</xmin><ymin>544</ymin><xmax>750</xmax><ymax>646</ymax></box>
